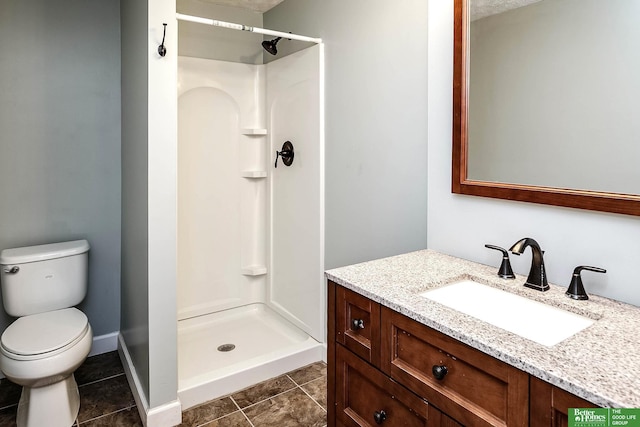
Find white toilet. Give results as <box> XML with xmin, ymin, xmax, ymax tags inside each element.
<box><xmin>0</xmin><ymin>240</ymin><xmax>93</xmax><ymax>427</ymax></box>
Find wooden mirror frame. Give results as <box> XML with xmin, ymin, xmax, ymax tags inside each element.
<box><xmin>451</xmin><ymin>0</ymin><xmax>640</xmax><ymax>216</ymax></box>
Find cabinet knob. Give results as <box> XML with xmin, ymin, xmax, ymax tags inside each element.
<box><xmin>373</xmin><ymin>410</ymin><xmax>387</xmax><ymax>424</ymax></box>
<box><xmin>432</xmin><ymin>365</ymin><xmax>448</xmax><ymax>380</ymax></box>
<box><xmin>352</xmin><ymin>318</ymin><xmax>365</xmax><ymax>330</ymax></box>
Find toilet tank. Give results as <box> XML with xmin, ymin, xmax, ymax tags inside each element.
<box><xmin>0</xmin><ymin>240</ymin><xmax>90</xmax><ymax>317</ymax></box>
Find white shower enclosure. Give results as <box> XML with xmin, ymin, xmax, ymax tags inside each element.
<box><xmin>176</xmin><ymin>45</ymin><xmax>324</xmax><ymax>409</ymax></box>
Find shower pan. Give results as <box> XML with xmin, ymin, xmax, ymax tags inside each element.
<box><xmin>176</xmin><ymin>41</ymin><xmax>324</xmax><ymax>410</ymax></box>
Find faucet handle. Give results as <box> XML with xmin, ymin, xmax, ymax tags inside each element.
<box><xmin>485</xmin><ymin>244</ymin><xmax>516</xmax><ymax>279</ymax></box>
<box><xmin>566</xmin><ymin>265</ymin><xmax>606</xmax><ymax>300</ymax></box>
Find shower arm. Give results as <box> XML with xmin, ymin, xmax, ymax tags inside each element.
<box><xmin>176</xmin><ymin>13</ymin><xmax>322</xmax><ymax>44</ymax></box>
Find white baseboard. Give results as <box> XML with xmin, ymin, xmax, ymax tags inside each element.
<box><xmin>118</xmin><ymin>333</ymin><xmax>182</xmax><ymax>427</ymax></box>
<box><xmin>89</xmin><ymin>331</ymin><xmax>119</xmax><ymax>356</ymax></box>
<box><xmin>147</xmin><ymin>400</ymin><xmax>183</xmax><ymax>427</ymax></box>
<box><xmin>117</xmin><ymin>333</ymin><xmax>149</xmax><ymax>424</ymax></box>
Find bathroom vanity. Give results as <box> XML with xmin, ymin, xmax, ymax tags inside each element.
<box><xmin>326</xmin><ymin>250</ymin><xmax>640</xmax><ymax>426</ymax></box>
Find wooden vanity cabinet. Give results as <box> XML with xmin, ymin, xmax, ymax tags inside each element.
<box><xmin>529</xmin><ymin>377</ymin><xmax>597</xmax><ymax>427</ymax></box>
<box><xmin>328</xmin><ymin>281</ymin><xmax>599</xmax><ymax>427</ymax></box>
<box><xmin>329</xmin><ymin>282</ymin><xmax>471</xmax><ymax>426</ymax></box>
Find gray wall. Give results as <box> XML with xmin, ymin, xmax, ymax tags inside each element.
<box><xmin>265</xmin><ymin>0</ymin><xmax>429</xmax><ymax>269</ymax></box>
<box><xmin>177</xmin><ymin>0</ymin><xmax>264</xmax><ymax>64</ymax></box>
<box><xmin>120</xmin><ymin>0</ymin><xmax>150</xmax><ymax>402</ymax></box>
<box><xmin>266</xmin><ymin>0</ymin><xmax>640</xmax><ymax>310</ymax></box>
<box><xmin>0</xmin><ymin>0</ymin><xmax>121</xmax><ymax>337</ymax></box>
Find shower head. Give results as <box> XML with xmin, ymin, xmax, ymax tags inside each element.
<box><xmin>262</xmin><ymin>37</ymin><xmax>282</xmax><ymax>55</ymax></box>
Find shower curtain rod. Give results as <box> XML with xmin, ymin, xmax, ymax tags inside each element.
<box><xmin>176</xmin><ymin>13</ymin><xmax>322</xmax><ymax>44</ymax></box>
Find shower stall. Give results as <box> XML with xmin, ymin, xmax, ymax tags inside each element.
<box><xmin>176</xmin><ymin>18</ymin><xmax>324</xmax><ymax>409</ymax></box>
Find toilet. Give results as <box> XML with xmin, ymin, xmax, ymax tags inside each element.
<box><xmin>0</xmin><ymin>240</ymin><xmax>93</xmax><ymax>427</ymax></box>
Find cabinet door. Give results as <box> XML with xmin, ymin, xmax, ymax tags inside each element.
<box><xmin>381</xmin><ymin>307</ymin><xmax>529</xmax><ymax>427</ymax></box>
<box><xmin>336</xmin><ymin>344</ymin><xmax>431</xmax><ymax>427</ymax></box>
<box><xmin>530</xmin><ymin>377</ymin><xmax>598</xmax><ymax>427</ymax></box>
<box><xmin>336</xmin><ymin>285</ymin><xmax>381</xmax><ymax>366</ymax></box>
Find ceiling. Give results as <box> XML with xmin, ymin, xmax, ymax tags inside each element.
<box><xmin>198</xmin><ymin>0</ymin><xmax>544</xmax><ymax>21</ymax></box>
<box><xmin>198</xmin><ymin>0</ymin><xmax>285</xmax><ymax>13</ymax></box>
<box><xmin>471</xmin><ymin>0</ymin><xmax>544</xmax><ymax>21</ymax></box>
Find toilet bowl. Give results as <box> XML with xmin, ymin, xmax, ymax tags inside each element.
<box><xmin>1</xmin><ymin>308</ymin><xmax>92</xmax><ymax>427</ymax></box>
<box><xmin>0</xmin><ymin>240</ymin><xmax>92</xmax><ymax>427</ymax></box>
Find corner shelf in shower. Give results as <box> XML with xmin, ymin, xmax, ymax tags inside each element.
<box><xmin>240</xmin><ymin>128</ymin><xmax>268</xmax><ymax>135</ymax></box>
<box><xmin>241</xmin><ymin>170</ymin><xmax>267</xmax><ymax>179</ymax></box>
<box><xmin>241</xmin><ymin>265</ymin><xmax>267</xmax><ymax>276</ymax></box>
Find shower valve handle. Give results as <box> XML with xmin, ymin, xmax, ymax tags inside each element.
<box><xmin>275</xmin><ymin>150</ymin><xmax>292</xmax><ymax>167</ymax></box>
<box><xmin>274</xmin><ymin>141</ymin><xmax>295</xmax><ymax>168</ymax></box>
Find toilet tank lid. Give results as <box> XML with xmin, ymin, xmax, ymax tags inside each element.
<box><xmin>0</xmin><ymin>240</ymin><xmax>90</xmax><ymax>265</ymax></box>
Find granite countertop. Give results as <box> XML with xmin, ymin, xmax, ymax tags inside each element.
<box><xmin>325</xmin><ymin>249</ymin><xmax>640</xmax><ymax>408</ymax></box>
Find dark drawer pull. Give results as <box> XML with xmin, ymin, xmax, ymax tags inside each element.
<box><xmin>373</xmin><ymin>410</ymin><xmax>387</xmax><ymax>424</ymax></box>
<box><xmin>432</xmin><ymin>365</ymin><xmax>448</xmax><ymax>380</ymax></box>
<box><xmin>352</xmin><ymin>318</ymin><xmax>365</xmax><ymax>330</ymax></box>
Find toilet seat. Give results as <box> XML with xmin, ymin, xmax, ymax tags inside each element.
<box><xmin>1</xmin><ymin>308</ymin><xmax>89</xmax><ymax>361</ymax></box>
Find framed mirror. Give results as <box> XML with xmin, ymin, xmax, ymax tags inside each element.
<box><xmin>452</xmin><ymin>0</ymin><xmax>640</xmax><ymax>216</ymax></box>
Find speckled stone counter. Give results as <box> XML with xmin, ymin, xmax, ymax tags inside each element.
<box><xmin>325</xmin><ymin>249</ymin><xmax>640</xmax><ymax>408</ymax></box>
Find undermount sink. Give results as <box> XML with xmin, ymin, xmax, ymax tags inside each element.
<box><xmin>419</xmin><ymin>280</ymin><xmax>595</xmax><ymax>346</ymax></box>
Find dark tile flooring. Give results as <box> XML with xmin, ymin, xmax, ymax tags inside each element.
<box><xmin>0</xmin><ymin>351</ymin><xmax>327</xmax><ymax>427</ymax></box>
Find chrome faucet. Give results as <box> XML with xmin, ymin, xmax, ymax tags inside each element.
<box><xmin>509</xmin><ymin>238</ymin><xmax>549</xmax><ymax>291</ymax></box>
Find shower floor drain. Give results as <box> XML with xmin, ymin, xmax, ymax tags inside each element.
<box><xmin>217</xmin><ymin>344</ymin><xmax>236</xmax><ymax>352</ymax></box>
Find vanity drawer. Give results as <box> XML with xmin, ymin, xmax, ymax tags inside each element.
<box><xmin>336</xmin><ymin>344</ymin><xmax>430</xmax><ymax>427</ymax></box>
<box><xmin>336</xmin><ymin>285</ymin><xmax>381</xmax><ymax>366</ymax></box>
<box><xmin>381</xmin><ymin>307</ymin><xmax>529</xmax><ymax>427</ymax></box>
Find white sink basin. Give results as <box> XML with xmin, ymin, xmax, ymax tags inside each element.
<box><xmin>420</xmin><ymin>280</ymin><xmax>594</xmax><ymax>346</ymax></box>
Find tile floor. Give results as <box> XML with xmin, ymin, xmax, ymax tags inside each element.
<box><xmin>0</xmin><ymin>351</ymin><xmax>327</xmax><ymax>427</ymax></box>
